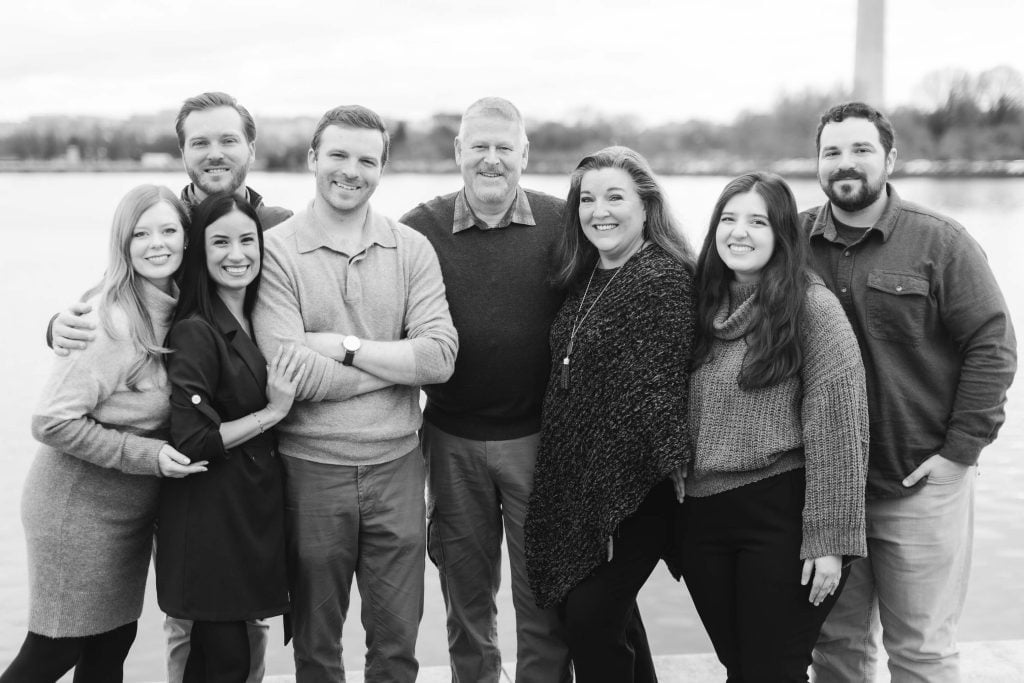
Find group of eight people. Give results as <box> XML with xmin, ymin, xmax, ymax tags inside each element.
<box><xmin>2</xmin><ymin>93</ymin><xmax>1015</xmax><ymax>683</ymax></box>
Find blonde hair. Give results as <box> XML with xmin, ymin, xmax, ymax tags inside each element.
<box><xmin>97</xmin><ymin>184</ymin><xmax>188</xmax><ymax>390</ymax></box>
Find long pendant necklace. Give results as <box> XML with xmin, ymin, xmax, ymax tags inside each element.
<box><xmin>561</xmin><ymin>263</ymin><xmax>624</xmax><ymax>390</ymax></box>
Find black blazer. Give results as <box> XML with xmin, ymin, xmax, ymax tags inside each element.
<box><xmin>156</xmin><ymin>296</ymin><xmax>289</xmax><ymax>621</ymax></box>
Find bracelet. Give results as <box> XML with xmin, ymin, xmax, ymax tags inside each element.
<box><xmin>251</xmin><ymin>412</ymin><xmax>266</xmax><ymax>435</ymax></box>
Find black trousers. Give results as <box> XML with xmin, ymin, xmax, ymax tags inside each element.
<box><xmin>680</xmin><ymin>468</ymin><xmax>848</xmax><ymax>683</ymax></box>
<box><xmin>183</xmin><ymin>620</ymin><xmax>250</xmax><ymax>683</ymax></box>
<box><xmin>0</xmin><ymin>621</ymin><xmax>137</xmax><ymax>683</ymax></box>
<box><xmin>559</xmin><ymin>480</ymin><xmax>675</xmax><ymax>683</ymax></box>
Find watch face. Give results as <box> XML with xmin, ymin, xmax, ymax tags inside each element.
<box><xmin>343</xmin><ymin>336</ymin><xmax>361</xmax><ymax>352</ymax></box>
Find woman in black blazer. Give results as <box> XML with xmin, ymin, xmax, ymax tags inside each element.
<box><xmin>157</xmin><ymin>193</ymin><xmax>304</xmax><ymax>682</ymax></box>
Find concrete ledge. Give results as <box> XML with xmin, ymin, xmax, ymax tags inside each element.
<box><xmin>255</xmin><ymin>639</ymin><xmax>1024</xmax><ymax>682</ymax></box>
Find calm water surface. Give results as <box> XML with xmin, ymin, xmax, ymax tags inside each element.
<box><xmin>0</xmin><ymin>172</ymin><xmax>1021</xmax><ymax>680</ymax></box>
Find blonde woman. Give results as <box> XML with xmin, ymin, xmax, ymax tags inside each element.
<box><xmin>2</xmin><ymin>185</ymin><xmax>206</xmax><ymax>683</ymax></box>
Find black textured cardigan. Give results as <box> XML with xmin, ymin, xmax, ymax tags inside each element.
<box><xmin>525</xmin><ymin>244</ymin><xmax>695</xmax><ymax>608</ymax></box>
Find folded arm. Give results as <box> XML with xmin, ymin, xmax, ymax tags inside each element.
<box><xmin>253</xmin><ymin>243</ymin><xmax>393</xmax><ymax>401</ymax></box>
<box><xmin>302</xmin><ymin>234</ymin><xmax>458</xmax><ymax>387</ymax></box>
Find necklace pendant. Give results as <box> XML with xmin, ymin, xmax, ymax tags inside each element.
<box><xmin>561</xmin><ymin>357</ymin><xmax>570</xmax><ymax>390</ymax></box>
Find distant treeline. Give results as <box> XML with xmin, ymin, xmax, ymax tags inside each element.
<box><xmin>3</xmin><ymin>67</ymin><xmax>1023</xmax><ymax>176</ymax></box>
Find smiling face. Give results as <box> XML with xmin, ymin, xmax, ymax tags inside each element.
<box><xmin>817</xmin><ymin>116</ymin><xmax>896</xmax><ymax>215</ymax></box>
<box><xmin>205</xmin><ymin>208</ymin><xmax>260</xmax><ymax>296</ymax></box>
<box><xmin>181</xmin><ymin>106</ymin><xmax>255</xmax><ymax>199</ymax></box>
<box><xmin>455</xmin><ymin>115</ymin><xmax>528</xmax><ymax>209</ymax></box>
<box><xmin>308</xmin><ymin>124</ymin><xmax>384</xmax><ymax>217</ymax></box>
<box><xmin>715</xmin><ymin>190</ymin><xmax>776</xmax><ymax>283</ymax></box>
<box><xmin>129</xmin><ymin>201</ymin><xmax>185</xmax><ymax>290</ymax></box>
<box><xmin>579</xmin><ymin>167</ymin><xmax>647</xmax><ymax>269</ymax></box>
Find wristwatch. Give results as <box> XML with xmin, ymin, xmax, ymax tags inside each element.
<box><xmin>341</xmin><ymin>335</ymin><xmax>361</xmax><ymax>366</ymax></box>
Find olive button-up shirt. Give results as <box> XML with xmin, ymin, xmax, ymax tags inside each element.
<box><xmin>802</xmin><ymin>185</ymin><xmax>1016</xmax><ymax>499</ymax></box>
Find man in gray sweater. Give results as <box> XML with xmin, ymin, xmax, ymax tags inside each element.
<box><xmin>252</xmin><ymin>105</ymin><xmax>457</xmax><ymax>683</ymax></box>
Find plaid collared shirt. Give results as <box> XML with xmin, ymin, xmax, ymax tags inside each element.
<box><xmin>452</xmin><ymin>187</ymin><xmax>536</xmax><ymax>233</ymax></box>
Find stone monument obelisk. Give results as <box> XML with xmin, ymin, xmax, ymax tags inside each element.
<box><xmin>853</xmin><ymin>0</ymin><xmax>885</xmax><ymax>105</ymax></box>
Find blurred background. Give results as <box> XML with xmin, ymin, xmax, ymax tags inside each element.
<box><xmin>2</xmin><ymin>1</ymin><xmax>1022</xmax><ymax>680</ymax></box>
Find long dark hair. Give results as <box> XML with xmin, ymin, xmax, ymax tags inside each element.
<box><xmin>174</xmin><ymin>193</ymin><xmax>265</xmax><ymax>325</ymax></box>
<box><xmin>552</xmin><ymin>146</ymin><xmax>694</xmax><ymax>289</ymax></box>
<box><xmin>692</xmin><ymin>172</ymin><xmax>810</xmax><ymax>389</ymax></box>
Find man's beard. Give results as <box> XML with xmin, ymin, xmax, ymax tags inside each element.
<box><xmin>823</xmin><ymin>169</ymin><xmax>886</xmax><ymax>213</ymax></box>
<box><xmin>188</xmin><ymin>163</ymin><xmax>249</xmax><ymax>197</ymax></box>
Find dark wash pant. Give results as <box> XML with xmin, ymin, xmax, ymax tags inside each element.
<box><xmin>560</xmin><ymin>480</ymin><xmax>675</xmax><ymax>683</ymax></box>
<box><xmin>680</xmin><ymin>468</ymin><xmax>848</xmax><ymax>683</ymax></box>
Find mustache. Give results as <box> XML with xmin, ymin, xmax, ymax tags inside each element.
<box><xmin>829</xmin><ymin>169</ymin><xmax>866</xmax><ymax>182</ymax></box>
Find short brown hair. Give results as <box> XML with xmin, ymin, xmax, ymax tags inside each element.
<box><xmin>175</xmin><ymin>91</ymin><xmax>256</xmax><ymax>149</ymax></box>
<box><xmin>310</xmin><ymin>105</ymin><xmax>390</xmax><ymax>166</ymax></box>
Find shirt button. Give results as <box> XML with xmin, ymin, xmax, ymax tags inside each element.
<box><xmin>896</xmin><ymin>285</ymin><xmax>903</xmax><ymax>292</ymax></box>
<box><xmin>843</xmin><ymin>251</ymin><xmax>850</xmax><ymax>257</ymax></box>
<box><xmin>191</xmin><ymin>394</ymin><xmax>202</xmax><ymax>405</ymax></box>
<box><xmin>840</xmin><ymin>287</ymin><xmax>848</xmax><ymax>293</ymax></box>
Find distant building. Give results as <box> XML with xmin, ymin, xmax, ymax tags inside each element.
<box><xmin>65</xmin><ymin>145</ymin><xmax>82</xmax><ymax>166</ymax></box>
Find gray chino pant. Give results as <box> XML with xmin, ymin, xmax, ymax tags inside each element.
<box><xmin>282</xmin><ymin>449</ymin><xmax>426</xmax><ymax>683</ymax></box>
<box><xmin>422</xmin><ymin>421</ymin><xmax>572</xmax><ymax>683</ymax></box>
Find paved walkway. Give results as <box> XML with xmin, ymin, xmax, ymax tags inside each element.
<box><xmin>258</xmin><ymin>639</ymin><xmax>1024</xmax><ymax>682</ymax></box>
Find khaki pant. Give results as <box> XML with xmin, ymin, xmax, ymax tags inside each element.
<box><xmin>164</xmin><ymin>616</ymin><xmax>267</xmax><ymax>683</ymax></box>
<box><xmin>813</xmin><ymin>466</ymin><xmax>976</xmax><ymax>683</ymax></box>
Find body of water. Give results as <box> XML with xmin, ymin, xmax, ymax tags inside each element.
<box><xmin>0</xmin><ymin>172</ymin><xmax>1021</xmax><ymax>681</ymax></box>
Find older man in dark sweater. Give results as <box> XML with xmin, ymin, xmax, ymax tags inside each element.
<box><xmin>400</xmin><ymin>98</ymin><xmax>571</xmax><ymax>683</ymax></box>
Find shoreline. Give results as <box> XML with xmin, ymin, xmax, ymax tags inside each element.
<box><xmin>4</xmin><ymin>159</ymin><xmax>1024</xmax><ymax>178</ymax></box>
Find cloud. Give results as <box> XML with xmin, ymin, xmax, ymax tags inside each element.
<box><xmin>3</xmin><ymin>0</ymin><xmax>1024</xmax><ymax>124</ymax></box>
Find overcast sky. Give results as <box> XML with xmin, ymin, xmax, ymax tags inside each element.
<box><xmin>4</xmin><ymin>0</ymin><xmax>1022</xmax><ymax>125</ymax></box>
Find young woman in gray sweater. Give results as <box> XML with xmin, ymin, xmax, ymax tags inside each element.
<box><xmin>681</xmin><ymin>172</ymin><xmax>869</xmax><ymax>682</ymax></box>
<box><xmin>2</xmin><ymin>185</ymin><xmax>207</xmax><ymax>683</ymax></box>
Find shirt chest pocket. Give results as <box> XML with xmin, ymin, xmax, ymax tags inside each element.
<box><xmin>866</xmin><ymin>270</ymin><xmax>930</xmax><ymax>345</ymax></box>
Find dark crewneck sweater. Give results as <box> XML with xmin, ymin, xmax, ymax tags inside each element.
<box><xmin>401</xmin><ymin>189</ymin><xmax>566</xmax><ymax>440</ymax></box>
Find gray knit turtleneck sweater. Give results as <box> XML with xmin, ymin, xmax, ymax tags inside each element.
<box><xmin>689</xmin><ymin>277</ymin><xmax>869</xmax><ymax>560</ymax></box>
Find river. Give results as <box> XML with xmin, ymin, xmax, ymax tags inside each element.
<box><xmin>0</xmin><ymin>172</ymin><xmax>1021</xmax><ymax>680</ymax></box>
